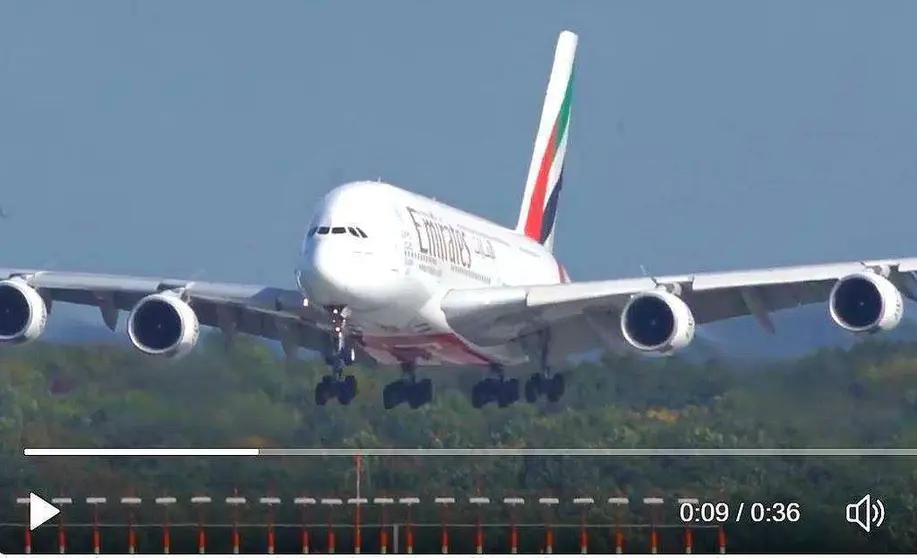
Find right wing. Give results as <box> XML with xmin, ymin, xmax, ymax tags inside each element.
<box><xmin>440</xmin><ymin>257</ymin><xmax>917</xmax><ymax>363</ymax></box>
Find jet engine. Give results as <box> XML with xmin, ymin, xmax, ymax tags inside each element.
<box><xmin>0</xmin><ymin>278</ymin><xmax>49</xmax><ymax>345</ymax></box>
<box><xmin>620</xmin><ymin>290</ymin><xmax>696</xmax><ymax>354</ymax></box>
<box><xmin>829</xmin><ymin>271</ymin><xmax>903</xmax><ymax>334</ymax></box>
<box><xmin>126</xmin><ymin>292</ymin><xmax>200</xmax><ymax>358</ymax></box>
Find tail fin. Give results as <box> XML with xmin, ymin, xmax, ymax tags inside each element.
<box><xmin>514</xmin><ymin>30</ymin><xmax>577</xmax><ymax>254</ymax></box>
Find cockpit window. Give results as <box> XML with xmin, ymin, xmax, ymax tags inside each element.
<box><xmin>313</xmin><ymin>225</ymin><xmax>367</xmax><ymax>238</ymax></box>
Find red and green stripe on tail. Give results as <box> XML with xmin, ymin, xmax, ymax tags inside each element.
<box><xmin>515</xmin><ymin>30</ymin><xmax>577</xmax><ymax>254</ymax></box>
<box><xmin>523</xmin><ymin>73</ymin><xmax>573</xmax><ymax>245</ymax></box>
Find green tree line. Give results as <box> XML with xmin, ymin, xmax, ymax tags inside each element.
<box><xmin>2</xmin><ymin>334</ymin><xmax>917</xmax><ymax>552</ymax></box>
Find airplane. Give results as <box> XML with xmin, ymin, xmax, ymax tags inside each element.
<box><xmin>2</xmin><ymin>29</ymin><xmax>917</xmax><ymax>410</ymax></box>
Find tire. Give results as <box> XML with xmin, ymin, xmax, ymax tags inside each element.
<box><xmin>412</xmin><ymin>378</ymin><xmax>433</xmax><ymax>408</ymax></box>
<box><xmin>524</xmin><ymin>374</ymin><xmax>542</xmax><ymax>403</ymax></box>
<box><xmin>471</xmin><ymin>381</ymin><xmax>490</xmax><ymax>409</ymax></box>
<box><xmin>498</xmin><ymin>378</ymin><xmax>520</xmax><ymax>408</ymax></box>
<box><xmin>338</xmin><ymin>375</ymin><xmax>357</xmax><ymax>405</ymax></box>
<box><xmin>383</xmin><ymin>380</ymin><xmax>405</xmax><ymax>410</ymax></box>
<box><xmin>408</xmin><ymin>384</ymin><xmax>425</xmax><ymax>409</ymax></box>
<box><xmin>546</xmin><ymin>373</ymin><xmax>565</xmax><ymax>403</ymax></box>
<box><xmin>315</xmin><ymin>378</ymin><xmax>333</xmax><ymax>406</ymax></box>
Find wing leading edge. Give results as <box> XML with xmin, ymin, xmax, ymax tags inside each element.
<box><xmin>440</xmin><ymin>257</ymin><xmax>917</xmax><ymax>359</ymax></box>
<box><xmin>0</xmin><ymin>268</ymin><xmax>368</xmax><ymax>362</ymax></box>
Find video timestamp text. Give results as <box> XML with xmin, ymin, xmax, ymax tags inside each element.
<box><xmin>679</xmin><ymin>501</ymin><xmax>801</xmax><ymax>524</ymax></box>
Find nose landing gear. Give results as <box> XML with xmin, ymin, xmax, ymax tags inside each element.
<box><xmin>382</xmin><ymin>362</ymin><xmax>434</xmax><ymax>409</ymax></box>
<box><xmin>314</xmin><ymin>307</ymin><xmax>360</xmax><ymax>406</ymax></box>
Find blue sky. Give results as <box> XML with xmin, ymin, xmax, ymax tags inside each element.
<box><xmin>2</xmin><ymin>0</ymin><xmax>916</xmax><ymax>290</ymax></box>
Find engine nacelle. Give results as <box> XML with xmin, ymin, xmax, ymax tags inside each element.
<box><xmin>127</xmin><ymin>292</ymin><xmax>200</xmax><ymax>359</ymax></box>
<box><xmin>620</xmin><ymin>290</ymin><xmax>696</xmax><ymax>354</ymax></box>
<box><xmin>829</xmin><ymin>271</ymin><xmax>903</xmax><ymax>334</ymax></box>
<box><xmin>0</xmin><ymin>278</ymin><xmax>49</xmax><ymax>345</ymax></box>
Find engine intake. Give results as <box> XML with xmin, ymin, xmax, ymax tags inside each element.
<box><xmin>0</xmin><ymin>278</ymin><xmax>48</xmax><ymax>345</ymax></box>
<box><xmin>620</xmin><ymin>290</ymin><xmax>696</xmax><ymax>354</ymax></box>
<box><xmin>829</xmin><ymin>271</ymin><xmax>903</xmax><ymax>334</ymax></box>
<box><xmin>127</xmin><ymin>292</ymin><xmax>200</xmax><ymax>358</ymax></box>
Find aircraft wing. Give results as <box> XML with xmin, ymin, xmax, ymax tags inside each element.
<box><xmin>440</xmin><ymin>257</ymin><xmax>917</xmax><ymax>360</ymax></box>
<box><xmin>0</xmin><ymin>268</ymin><xmax>369</xmax><ymax>362</ymax></box>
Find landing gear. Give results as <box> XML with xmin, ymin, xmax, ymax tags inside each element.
<box><xmin>470</xmin><ymin>364</ymin><xmax>520</xmax><ymax>408</ymax></box>
<box><xmin>315</xmin><ymin>373</ymin><xmax>358</xmax><ymax>406</ymax></box>
<box><xmin>383</xmin><ymin>362</ymin><xmax>434</xmax><ymax>409</ymax></box>
<box><xmin>524</xmin><ymin>371</ymin><xmax>566</xmax><ymax>403</ymax></box>
<box><xmin>315</xmin><ymin>306</ymin><xmax>359</xmax><ymax>406</ymax></box>
<box><xmin>519</xmin><ymin>328</ymin><xmax>567</xmax><ymax>404</ymax></box>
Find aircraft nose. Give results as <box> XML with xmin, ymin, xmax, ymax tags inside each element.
<box><xmin>299</xmin><ymin>242</ymin><xmax>351</xmax><ymax>305</ymax></box>
<box><xmin>298</xmin><ymin>236</ymin><xmax>401</xmax><ymax>310</ymax></box>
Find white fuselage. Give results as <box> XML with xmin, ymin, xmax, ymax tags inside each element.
<box><xmin>296</xmin><ymin>181</ymin><xmax>569</xmax><ymax>366</ymax></box>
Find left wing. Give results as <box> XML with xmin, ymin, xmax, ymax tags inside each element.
<box><xmin>0</xmin><ymin>268</ymin><xmax>371</xmax><ymax>361</ymax></box>
<box><xmin>440</xmin><ymin>257</ymin><xmax>917</xmax><ymax>360</ymax></box>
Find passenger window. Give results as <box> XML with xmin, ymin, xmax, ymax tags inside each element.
<box><xmin>356</xmin><ymin>227</ymin><xmax>368</xmax><ymax>238</ymax></box>
<box><xmin>331</xmin><ymin>227</ymin><xmax>346</xmax><ymax>234</ymax></box>
<box><xmin>317</xmin><ymin>226</ymin><xmax>330</xmax><ymax>235</ymax></box>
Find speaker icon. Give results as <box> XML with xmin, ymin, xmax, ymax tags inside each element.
<box><xmin>845</xmin><ymin>494</ymin><xmax>885</xmax><ymax>533</ymax></box>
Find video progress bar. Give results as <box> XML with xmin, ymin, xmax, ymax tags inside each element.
<box><xmin>22</xmin><ymin>448</ymin><xmax>917</xmax><ymax>457</ymax></box>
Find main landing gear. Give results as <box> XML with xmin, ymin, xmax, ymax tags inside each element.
<box><xmin>315</xmin><ymin>307</ymin><xmax>359</xmax><ymax>406</ymax></box>
<box><xmin>471</xmin><ymin>364</ymin><xmax>521</xmax><ymax>408</ymax></box>
<box><xmin>520</xmin><ymin>328</ymin><xmax>567</xmax><ymax>404</ymax></box>
<box><xmin>383</xmin><ymin>362</ymin><xmax>434</xmax><ymax>409</ymax></box>
<box><xmin>524</xmin><ymin>370</ymin><xmax>566</xmax><ymax>404</ymax></box>
<box><xmin>469</xmin><ymin>366</ymin><xmax>566</xmax><ymax>408</ymax></box>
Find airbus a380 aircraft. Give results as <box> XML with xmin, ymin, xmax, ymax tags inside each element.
<box><xmin>2</xmin><ymin>30</ymin><xmax>917</xmax><ymax>410</ymax></box>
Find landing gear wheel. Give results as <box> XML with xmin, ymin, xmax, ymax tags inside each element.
<box><xmin>471</xmin><ymin>380</ymin><xmax>492</xmax><ymax>409</ymax></box>
<box><xmin>338</xmin><ymin>375</ymin><xmax>358</xmax><ymax>405</ymax></box>
<box><xmin>523</xmin><ymin>372</ymin><xmax>565</xmax><ymax>403</ymax></box>
<box><xmin>407</xmin><ymin>378</ymin><xmax>433</xmax><ymax>409</ymax></box>
<box><xmin>315</xmin><ymin>376</ymin><xmax>335</xmax><ymax>406</ymax></box>
<box><xmin>497</xmin><ymin>378</ymin><xmax>520</xmax><ymax>408</ymax></box>
<box><xmin>470</xmin><ymin>378</ymin><xmax>520</xmax><ymax>408</ymax></box>
<box><xmin>524</xmin><ymin>373</ymin><xmax>542</xmax><ymax>403</ymax></box>
<box><xmin>546</xmin><ymin>373</ymin><xmax>565</xmax><ymax>403</ymax></box>
<box><xmin>382</xmin><ymin>371</ymin><xmax>433</xmax><ymax>410</ymax></box>
<box><xmin>383</xmin><ymin>380</ymin><xmax>405</xmax><ymax>410</ymax></box>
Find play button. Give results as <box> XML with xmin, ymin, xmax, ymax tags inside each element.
<box><xmin>27</xmin><ymin>493</ymin><xmax>59</xmax><ymax>530</ymax></box>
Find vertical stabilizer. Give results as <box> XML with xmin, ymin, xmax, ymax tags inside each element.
<box><xmin>514</xmin><ymin>30</ymin><xmax>577</xmax><ymax>253</ymax></box>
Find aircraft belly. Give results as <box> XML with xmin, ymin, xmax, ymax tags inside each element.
<box><xmin>359</xmin><ymin>331</ymin><xmax>527</xmax><ymax>366</ymax></box>
<box><xmin>353</xmin><ymin>279</ymin><xmax>527</xmax><ymax>367</ymax></box>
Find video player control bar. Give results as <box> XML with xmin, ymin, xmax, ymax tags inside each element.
<box><xmin>22</xmin><ymin>447</ymin><xmax>917</xmax><ymax>457</ymax></box>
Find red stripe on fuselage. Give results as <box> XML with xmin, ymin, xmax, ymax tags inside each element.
<box><xmin>359</xmin><ymin>333</ymin><xmax>493</xmax><ymax>366</ymax></box>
